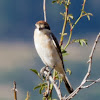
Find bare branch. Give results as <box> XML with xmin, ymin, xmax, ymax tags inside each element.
<box><xmin>81</xmin><ymin>32</ymin><xmax>100</xmax><ymax>85</ymax></box>
<box><xmin>43</xmin><ymin>0</ymin><xmax>46</xmax><ymax>22</ymax></box>
<box><xmin>12</xmin><ymin>81</ymin><xmax>17</xmax><ymax>100</ymax></box>
<box><xmin>81</xmin><ymin>78</ymin><xmax>100</xmax><ymax>88</ymax></box>
<box><xmin>86</xmin><ymin>78</ymin><xmax>100</xmax><ymax>82</ymax></box>
<box><xmin>64</xmin><ymin>33</ymin><xmax>100</xmax><ymax>100</ymax></box>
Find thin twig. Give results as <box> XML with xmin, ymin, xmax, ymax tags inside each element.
<box><xmin>86</xmin><ymin>79</ymin><xmax>100</xmax><ymax>82</ymax></box>
<box><xmin>25</xmin><ymin>91</ymin><xmax>30</xmax><ymax>100</ymax></box>
<box><xmin>81</xmin><ymin>78</ymin><xmax>100</xmax><ymax>88</ymax></box>
<box><xmin>59</xmin><ymin>0</ymin><xmax>71</xmax><ymax>46</ymax></box>
<box><xmin>64</xmin><ymin>30</ymin><xmax>72</xmax><ymax>50</ymax></box>
<box><xmin>71</xmin><ymin>0</ymin><xmax>86</xmax><ymax>30</ymax></box>
<box><xmin>13</xmin><ymin>81</ymin><xmax>17</xmax><ymax>100</ymax></box>
<box><xmin>43</xmin><ymin>0</ymin><xmax>46</xmax><ymax>22</ymax></box>
<box><xmin>60</xmin><ymin>7</ymin><xmax>68</xmax><ymax>46</ymax></box>
<box><xmin>64</xmin><ymin>0</ymin><xmax>87</xmax><ymax>49</ymax></box>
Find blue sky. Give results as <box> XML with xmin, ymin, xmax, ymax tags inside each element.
<box><xmin>0</xmin><ymin>0</ymin><xmax>100</xmax><ymax>100</ymax></box>
<box><xmin>0</xmin><ymin>0</ymin><xmax>100</xmax><ymax>41</ymax></box>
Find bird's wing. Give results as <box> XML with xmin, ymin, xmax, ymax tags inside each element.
<box><xmin>50</xmin><ymin>32</ymin><xmax>64</xmax><ymax>68</ymax></box>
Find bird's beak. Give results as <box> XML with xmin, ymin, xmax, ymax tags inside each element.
<box><xmin>35</xmin><ymin>24</ymin><xmax>39</xmax><ymax>29</ymax></box>
<box><xmin>35</xmin><ymin>24</ymin><xmax>37</xmax><ymax>27</ymax></box>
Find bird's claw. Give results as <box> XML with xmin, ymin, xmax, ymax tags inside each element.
<box><xmin>40</xmin><ymin>66</ymin><xmax>50</xmax><ymax>78</ymax></box>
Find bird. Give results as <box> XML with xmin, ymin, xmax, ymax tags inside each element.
<box><xmin>34</xmin><ymin>20</ymin><xmax>73</xmax><ymax>93</ymax></box>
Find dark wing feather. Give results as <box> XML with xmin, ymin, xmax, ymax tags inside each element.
<box><xmin>50</xmin><ymin>33</ymin><xmax>65</xmax><ymax>69</ymax></box>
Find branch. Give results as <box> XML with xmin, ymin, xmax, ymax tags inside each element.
<box><xmin>12</xmin><ymin>81</ymin><xmax>17</xmax><ymax>100</ymax></box>
<box><xmin>59</xmin><ymin>0</ymin><xmax>70</xmax><ymax>46</ymax></box>
<box><xmin>43</xmin><ymin>0</ymin><xmax>46</xmax><ymax>22</ymax></box>
<box><xmin>64</xmin><ymin>33</ymin><xmax>100</xmax><ymax>100</ymax></box>
<box><xmin>71</xmin><ymin>0</ymin><xmax>86</xmax><ymax>30</ymax></box>
<box><xmin>81</xmin><ymin>33</ymin><xmax>100</xmax><ymax>85</ymax></box>
<box><xmin>25</xmin><ymin>91</ymin><xmax>30</xmax><ymax>100</ymax></box>
<box><xmin>43</xmin><ymin>67</ymin><xmax>62</xmax><ymax>100</ymax></box>
<box><xmin>82</xmin><ymin>78</ymin><xmax>100</xmax><ymax>88</ymax></box>
<box><xmin>64</xmin><ymin>0</ymin><xmax>87</xmax><ymax>49</ymax></box>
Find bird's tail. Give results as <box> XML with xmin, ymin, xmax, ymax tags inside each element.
<box><xmin>63</xmin><ymin>75</ymin><xmax>74</xmax><ymax>93</ymax></box>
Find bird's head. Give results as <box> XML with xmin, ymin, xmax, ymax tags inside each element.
<box><xmin>35</xmin><ymin>21</ymin><xmax>50</xmax><ymax>30</ymax></box>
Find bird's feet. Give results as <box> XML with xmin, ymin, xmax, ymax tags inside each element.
<box><xmin>40</xmin><ymin>66</ymin><xmax>50</xmax><ymax>98</ymax></box>
<box><xmin>40</xmin><ymin>66</ymin><xmax>50</xmax><ymax>77</ymax></box>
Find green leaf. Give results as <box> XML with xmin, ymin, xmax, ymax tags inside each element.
<box><xmin>86</xmin><ymin>13</ymin><xmax>93</xmax><ymax>20</ymax></box>
<box><xmin>87</xmin><ymin>13</ymin><xmax>93</xmax><ymax>16</ymax></box>
<box><xmin>39</xmin><ymin>86</ymin><xmax>44</xmax><ymax>94</ymax></box>
<box><xmin>66</xmin><ymin>68</ymin><xmax>72</xmax><ymax>75</ymax></box>
<box><xmin>30</xmin><ymin>69</ymin><xmax>44</xmax><ymax>81</ymax></box>
<box><xmin>30</xmin><ymin>69</ymin><xmax>40</xmax><ymax>77</ymax></box>
<box><xmin>87</xmin><ymin>15</ymin><xmax>90</xmax><ymax>20</ymax></box>
<box><xmin>34</xmin><ymin>83</ymin><xmax>47</xmax><ymax>94</ymax></box>
<box><xmin>60</xmin><ymin>12</ymin><xmax>65</xmax><ymax>19</ymax></box>
<box><xmin>72</xmin><ymin>39</ymin><xmax>88</xmax><ymax>46</ymax></box>
<box><xmin>79</xmin><ymin>39</ymin><xmax>87</xmax><ymax>46</ymax></box>
<box><xmin>34</xmin><ymin>83</ymin><xmax>47</xmax><ymax>90</ymax></box>
<box><xmin>60</xmin><ymin>12</ymin><xmax>64</xmax><ymax>16</ymax></box>
<box><xmin>34</xmin><ymin>85</ymin><xmax>41</xmax><ymax>90</ymax></box>
<box><xmin>68</xmin><ymin>14</ymin><xmax>74</xmax><ymax>19</ymax></box>
<box><xmin>39</xmin><ymin>83</ymin><xmax>47</xmax><ymax>94</ymax></box>
<box><xmin>52</xmin><ymin>0</ymin><xmax>57</xmax><ymax>3</ymax></box>
<box><xmin>50</xmin><ymin>84</ymin><xmax>53</xmax><ymax>90</ymax></box>
<box><xmin>61</xmin><ymin>49</ymin><xmax>69</xmax><ymax>56</ymax></box>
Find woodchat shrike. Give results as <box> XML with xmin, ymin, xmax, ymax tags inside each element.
<box><xmin>34</xmin><ymin>20</ymin><xmax>73</xmax><ymax>93</ymax></box>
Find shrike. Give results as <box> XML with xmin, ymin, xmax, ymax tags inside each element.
<box><xmin>34</xmin><ymin>20</ymin><xmax>73</xmax><ymax>93</ymax></box>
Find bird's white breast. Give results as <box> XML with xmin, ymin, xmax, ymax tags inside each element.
<box><xmin>34</xmin><ymin>28</ymin><xmax>64</xmax><ymax>74</ymax></box>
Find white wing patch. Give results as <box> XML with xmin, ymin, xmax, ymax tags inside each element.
<box><xmin>50</xmin><ymin>34</ymin><xmax>57</xmax><ymax>48</ymax></box>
